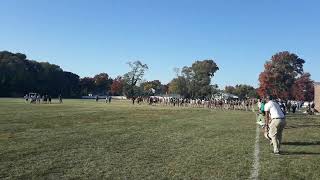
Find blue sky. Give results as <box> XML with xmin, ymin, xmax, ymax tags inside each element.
<box><xmin>1</xmin><ymin>0</ymin><xmax>319</xmax><ymax>88</ymax></box>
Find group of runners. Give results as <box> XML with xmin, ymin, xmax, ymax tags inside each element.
<box><xmin>95</xmin><ymin>96</ymin><xmax>112</xmax><ymax>103</ymax></box>
<box><xmin>132</xmin><ymin>96</ymin><xmax>257</xmax><ymax>111</ymax></box>
<box><xmin>24</xmin><ymin>93</ymin><xmax>63</xmax><ymax>104</ymax></box>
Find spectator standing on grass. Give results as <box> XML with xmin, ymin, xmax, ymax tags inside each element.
<box><xmin>279</xmin><ymin>101</ymin><xmax>286</xmax><ymax>115</ymax></box>
<box><xmin>308</xmin><ymin>102</ymin><xmax>314</xmax><ymax>115</ymax></box>
<box><xmin>37</xmin><ymin>94</ymin><xmax>41</xmax><ymax>103</ymax></box>
<box><xmin>264</xmin><ymin>96</ymin><xmax>286</xmax><ymax>155</ymax></box>
<box><xmin>287</xmin><ymin>101</ymin><xmax>292</xmax><ymax>113</ymax></box>
<box><xmin>58</xmin><ymin>94</ymin><xmax>63</xmax><ymax>104</ymax></box>
<box><xmin>95</xmin><ymin>95</ymin><xmax>99</xmax><ymax>102</ymax></box>
<box><xmin>257</xmin><ymin>99</ymin><xmax>266</xmax><ymax>127</ymax></box>
<box><xmin>108</xmin><ymin>96</ymin><xmax>112</xmax><ymax>103</ymax></box>
<box><xmin>48</xmin><ymin>96</ymin><xmax>51</xmax><ymax>104</ymax></box>
<box><xmin>307</xmin><ymin>102</ymin><xmax>311</xmax><ymax>114</ymax></box>
<box><xmin>245</xmin><ymin>100</ymin><xmax>249</xmax><ymax>111</ymax></box>
<box><xmin>292</xmin><ymin>103</ymin><xmax>297</xmax><ymax>113</ymax></box>
<box><xmin>31</xmin><ymin>95</ymin><xmax>36</xmax><ymax>103</ymax></box>
<box><xmin>44</xmin><ymin>95</ymin><xmax>48</xmax><ymax>104</ymax></box>
<box><xmin>257</xmin><ymin>99</ymin><xmax>261</xmax><ymax>110</ymax></box>
<box><xmin>137</xmin><ymin>96</ymin><xmax>142</xmax><ymax>104</ymax></box>
<box><xmin>311</xmin><ymin>102</ymin><xmax>315</xmax><ymax>114</ymax></box>
<box><xmin>132</xmin><ymin>96</ymin><xmax>136</xmax><ymax>105</ymax></box>
<box><xmin>24</xmin><ymin>94</ymin><xmax>29</xmax><ymax>102</ymax></box>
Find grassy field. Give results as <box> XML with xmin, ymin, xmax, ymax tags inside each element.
<box><xmin>0</xmin><ymin>98</ymin><xmax>319</xmax><ymax>179</ymax></box>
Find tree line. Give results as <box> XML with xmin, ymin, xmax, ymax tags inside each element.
<box><xmin>0</xmin><ymin>50</ymin><xmax>315</xmax><ymax>100</ymax></box>
<box><xmin>0</xmin><ymin>51</ymin><xmax>80</xmax><ymax>97</ymax></box>
<box><xmin>0</xmin><ymin>51</ymin><xmax>166</xmax><ymax>98</ymax></box>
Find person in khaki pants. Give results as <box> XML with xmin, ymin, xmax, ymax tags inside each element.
<box><xmin>264</xmin><ymin>96</ymin><xmax>286</xmax><ymax>155</ymax></box>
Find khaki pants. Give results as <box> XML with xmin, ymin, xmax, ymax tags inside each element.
<box><xmin>268</xmin><ymin>118</ymin><xmax>286</xmax><ymax>153</ymax></box>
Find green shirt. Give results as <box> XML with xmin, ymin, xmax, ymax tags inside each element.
<box><xmin>260</xmin><ymin>103</ymin><xmax>265</xmax><ymax>113</ymax></box>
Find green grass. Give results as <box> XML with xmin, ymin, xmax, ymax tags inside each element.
<box><xmin>0</xmin><ymin>98</ymin><xmax>319</xmax><ymax>179</ymax></box>
<box><xmin>259</xmin><ymin>113</ymin><xmax>320</xmax><ymax>180</ymax></box>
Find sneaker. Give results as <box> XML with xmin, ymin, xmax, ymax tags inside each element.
<box><xmin>274</xmin><ymin>152</ymin><xmax>280</xmax><ymax>156</ymax></box>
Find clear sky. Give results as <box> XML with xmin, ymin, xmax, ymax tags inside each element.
<box><xmin>1</xmin><ymin>0</ymin><xmax>319</xmax><ymax>88</ymax></box>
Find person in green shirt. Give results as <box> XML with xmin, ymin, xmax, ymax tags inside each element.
<box><xmin>257</xmin><ymin>99</ymin><xmax>266</xmax><ymax>127</ymax></box>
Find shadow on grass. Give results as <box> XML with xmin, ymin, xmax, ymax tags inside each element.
<box><xmin>280</xmin><ymin>151</ymin><xmax>320</xmax><ymax>156</ymax></box>
<box><xmin>282</xmin><ymin>141</ymin><xmax>320</xmax><ymax>146</ymax></box>
<box><xmin>286</xmin><ymin>113</ymin><xmax>320</xmax><ymax>119</ymax></box>
<box><xmin>285</xmin><ymin>124</ymin><xmax>320</xmax><ymax>129</ymax></box>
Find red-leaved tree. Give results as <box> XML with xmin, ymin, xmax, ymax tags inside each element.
<box><xmin>258</xmin><ymin>51</ymin><xmax>306</xmax><ymax>99</ymax></box>
<box><xmin>291</xmin><ymin>73</ymin><xmax>314</xmax><ymax>101</ymax></box>
<box><xmin>111</xmin><ymin>76</ymin><xmax>124</xmax><ymax>95</ymax></box>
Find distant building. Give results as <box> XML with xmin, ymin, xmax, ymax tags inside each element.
<box><xmin>315</xmin><ymin>82</ymin><xmax>320</xmax><ymax>112</ymax></box>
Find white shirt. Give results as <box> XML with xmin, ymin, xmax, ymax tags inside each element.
<box><xmin>264</xmin><ymin>100</ymin><xmax>285</xmax><ymax>119</ymax></box>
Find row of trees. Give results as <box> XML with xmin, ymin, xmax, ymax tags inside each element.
<box><xmin>0</xmin><ymin>51</ymin><xmax>167</xmax><ymax>98</ymax></box>
<box><xmin>0</xmin><ymin>50</ymin><xmax>315</xmax><ymax>101</ymax></box>
<box><xmin>79</xmin><ymin>73</ymin><xmax>113</xmax><ymax>96</ymax></box>
<box><xmin>0</xmin><ymin>51</ymin><xmax>222</xmax><ymax>99</ymax></box>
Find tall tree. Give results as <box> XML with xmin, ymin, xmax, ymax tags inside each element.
<box><xmin>258</xmin><ymin>51</ymin><xmax>305</xmax><ymax>99</ymax></box>
<box><xmin>168</xmin><ymin>60</ymin><xmax>219</xmax><ymax>98</ymax></box>
<box><xmin>191</xmin><ymin>60</ymin><xmax>219</xmax><ymax>98</ymax></box>
<box><xmin>123</xmin><ymin>61</ymin><xmax>148</xmax><ymax>98</ymax></box>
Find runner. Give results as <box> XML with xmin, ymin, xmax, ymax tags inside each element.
<box><xmin>58</xmin><ymin>94</ymin><xmax>63</xmax><ymax>104</ymax></box>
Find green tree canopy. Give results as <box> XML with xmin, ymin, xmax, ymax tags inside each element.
<box><xmin>225</xmin><ymin>84</ymin><xmax>257</xmax><ymax>99</ymax></box>
<box><xmin>0</xmin><ymin>51</ymin><xmax>79</xmax><ymax>97</ymax></box>
<box><xmin>169</xmin><ymin>59</ymin><xmax>219</xmax><ymax>98</ymax></box>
